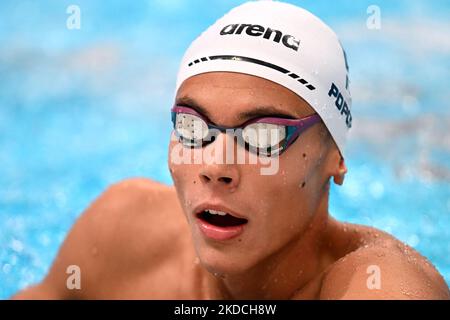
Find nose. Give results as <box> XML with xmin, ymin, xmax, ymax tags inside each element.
<box><xmin>199</xmin><ymin>164</ymin><xmax>240</xmax><ymax>192</ymax></box>
<box><xmin>198</xmin><ymin>133</ymin><xmax>240</xmax><ymax>192</ymax></box>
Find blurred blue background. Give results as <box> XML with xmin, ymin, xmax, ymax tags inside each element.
<box><xmin>0</xmin><ymin>0</ymin><xmax>449</xmax><ymax>298</ymax></box>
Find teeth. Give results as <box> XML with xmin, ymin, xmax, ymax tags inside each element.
<box><xmin>205</xmin><ymin>209</ymin><xmax>227</xmax><ymax>216</ymax></box>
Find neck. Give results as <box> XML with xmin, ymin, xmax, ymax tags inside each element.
<box><xmin>205</xmin><ymin>192</ymin><xmax>332</xmax><ymax>300</ymax></box>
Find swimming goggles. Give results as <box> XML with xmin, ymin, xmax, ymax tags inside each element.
<box><xmin>171</xmin><ymin>105</ymin><xmax>321</xmax><ymax>157</ymax></box>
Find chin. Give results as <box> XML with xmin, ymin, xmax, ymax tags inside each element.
<box><xmin>193</xmin><ymin>240</ymin><xmax>258</xmax><ymax>277</ymax></box>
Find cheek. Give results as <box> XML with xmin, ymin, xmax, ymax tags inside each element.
<box><xmin>247</xmin><ymin>175</ymin><xmax>312</xmax><ymax>250</ymax></box>
<box><xmin>168</xmin><ymin>148</ymin><xmax>188</xmax><ymax>198</ymax></box>
<box><xmin>168</xmin><ymin>141</ymin><xmax>191</xmax><ymax>181</ymax></box>
<box><xmin>280</xmin><ymin>150</ymin><xmax>310</xmax><ymax>187</ymax></box>
<box><xmin>168</xmin><ymin>143</ymin><xmax>203</xmax><ymax>209</ymax></box>
<box><xmin>243</xmin><ymin>170</ymin><xmax>305</xmax><ymax>218</ymax></box>
<box><xmin>168</xmin><ymin>145</ymin><xmax>179</xmax><ymax>182</ymax></box>
<box><xmin>257</xmin><ymin>153</ymin><xmax>313</xmax><ymax>218</ymax></box>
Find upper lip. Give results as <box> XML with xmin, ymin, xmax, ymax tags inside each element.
<box><xmin>193</xmin><ymin>202</ymin><xmax>248</xmax><ymax>220</ymax></box>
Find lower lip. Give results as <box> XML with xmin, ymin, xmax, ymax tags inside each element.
<box><xmin>196</xmin><ymin>217</ymin><xmax>246</xmax><ymax>241</ymax></box>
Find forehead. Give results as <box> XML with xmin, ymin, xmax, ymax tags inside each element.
<box><xmin>175</xmin><ymin>72</ymin><xmax>315</xmax><ymax>120</ymax></box>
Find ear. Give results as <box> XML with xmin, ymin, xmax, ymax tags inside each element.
<box><xmin>332</xmin><ymin>154</ymin><xmax>348</xmax><ymax>186</ymax></box>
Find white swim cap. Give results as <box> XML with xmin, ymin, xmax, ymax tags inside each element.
<box><xmin>175</xmin><ymin>0</ymin><xmax>352</xmax><ymax>157</ymax></box>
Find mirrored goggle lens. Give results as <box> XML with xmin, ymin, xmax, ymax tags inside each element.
<box><xmin>173</xmin><ymin>112</ymin><xmax>209</xmax><ymax>147</ymax></box>
<box><xmin>242</xmin><ymin>123</ymin><xmax>287</xmax><ymax>156</ymax></box>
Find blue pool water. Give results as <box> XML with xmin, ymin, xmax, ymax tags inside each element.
<box><xmin>1</xmin><ymin>0</ymin><xmax>449</xmax><ymax>298</ymax></box>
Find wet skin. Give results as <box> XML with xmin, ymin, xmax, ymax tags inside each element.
<box><xmin>13</xmin><ymin>73</ymin><xmax>450</xmax><ymax>299</ymax></box>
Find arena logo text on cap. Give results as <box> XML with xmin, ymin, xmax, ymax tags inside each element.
<box><xmin>220</xmin><ymin>23</ymin><xmax>301</xmax><ymax>52</ymax></box>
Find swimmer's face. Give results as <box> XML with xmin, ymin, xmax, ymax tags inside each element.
<box><xmin>168</xmin><ymin>72</ymin><xmax>340</xmax><ymax>275</ymax></box>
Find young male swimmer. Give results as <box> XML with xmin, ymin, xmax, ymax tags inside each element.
<box><xmin>14</xmin><ymin>1</ymin><xmax>449</xmax><ymax>299</ymax></box>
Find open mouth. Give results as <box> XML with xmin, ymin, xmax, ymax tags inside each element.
<box><xmin>197</xmin><ymin>209</ymin><xmax>248</xmax><ymax>227</ymax></box>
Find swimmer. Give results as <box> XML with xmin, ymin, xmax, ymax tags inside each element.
<box><xmin>13</xmin><ymin>1</ymin><xmax>449</xmax><ymax>299</ymax></box>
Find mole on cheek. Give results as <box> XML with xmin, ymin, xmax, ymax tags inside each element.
<box><xmin>303</xmin><ymin>153</ymin><xmax>307</xmax><ymax>159</ymax></box>
<box><xmin>301</xmin><ymin>181</ymin><xmax>306</xmax><ymax>188</ymax></box>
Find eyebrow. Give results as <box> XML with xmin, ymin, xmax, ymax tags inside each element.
<box><xmin>175</xmin><ymin>96</ymin><xmax>297</xmax><ymax>123</ymax></box>
<box><xmin>175</xmin><ymin>96</ymin><xmax>212</xmax><ymax>120</ymax></box>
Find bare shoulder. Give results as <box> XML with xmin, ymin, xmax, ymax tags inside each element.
<box><xmin>13</xmin><ymin>178</ymin><xmax>188</xmax><ymax>299</ymax></box>
<box><xmin>320</xmin><ymin>222</ymin><xmax>450</xmax><ymax>300</ymax></box>
<box><xmin>77</xmin><ymin>177</ymin><xmax>187</xmax><ymax>259</ymax></box>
